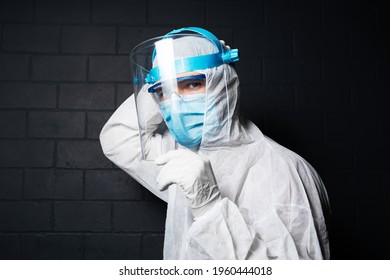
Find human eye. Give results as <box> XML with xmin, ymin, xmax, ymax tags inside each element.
<box><xmin>187</xmin><ymin>81</ymin><xmax>202</xmax><ymax>89</ymax></box>
<box><xmin>179</xmin><ymin>79</ymin><xmax>204</xmax><ymax>93</ymax></box>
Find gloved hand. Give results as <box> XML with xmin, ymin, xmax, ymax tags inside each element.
<box><xmin>155</xmin><ymin>149</ymin><xmax>221</xmax><ymax>218</ymax></box>
<box><xmin>219</xmin><ymin>39</ymin><xmax>231</xmax><ymax>50</ymax></box>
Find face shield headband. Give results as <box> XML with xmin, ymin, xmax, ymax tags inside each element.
<box><xmin>144</xmin><ymin>27</ymin><xmax>239</xmax><ymax>84</ymax></box>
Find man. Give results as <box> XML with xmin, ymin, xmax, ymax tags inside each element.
<box><xmin>100</xmin><ymin>27</ymin><xmax>330</xmax><ymax>259</ymax></box>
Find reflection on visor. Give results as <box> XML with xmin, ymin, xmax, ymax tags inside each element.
<box><xmin>147</xmin><ymin>74</ymin><xmax>206</xmax><ymax>99</ymax></box>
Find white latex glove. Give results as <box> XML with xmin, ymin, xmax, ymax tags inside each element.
<box><xmin>155</xmin><ymin>149</ymin><xmax>221</xmax><ymax>218</ymax></box>
<box><xmin>219</xmin><ymin>39</ymin><xmax>231</xmax><ymax>50</ymax></box>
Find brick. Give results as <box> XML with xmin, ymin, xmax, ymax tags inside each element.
<box><xmin>266</xmin><ymin>0</ymin><xmax>321</xmax><ymax>28</ymax></box>
<box><xmin>240</xmin><ymin>85</ymin><xmax>294</xmax><ymax>113</ymax></box>
<box><xmin>62</xmin><ymin>26</ymin><xmax>116</xmax><ymax>54</ymax></box>
<box><xmin>113</xmin><ymin>201</ymin><xmax>166</xmax><ymax>232</ymax></box>
<box><xmin>29</xmin><ymin>111</ymin><xmax>85</xmax><ymax>138</ymax></box>
<box><xmin>32</xmin><ymin>55</ymin><xmax>87</xmax><ymax>81</ymax></box>
<box><xmin>296</xmin><ymin>85</ymin><xmax>350</xmax><ymax>112</ymax></box>
<box><xmin>0</xmin><ymin>54</ymin><xmax>29</xmax><ymax>81</ymax></box>
<box><xmin>0</xmin><ymin>111</ymin><xmax>26</xmax><ymax>138</ymax></box>
<box><xmin>0</xmin><ymin>140</ymin><xmax>54</xmax><ymax>167</ymax></box>
<box><xmin>142</xmin><ymin>188</ymin><xmax>162</xmax><ymax>201</ymax></box>
<box><xmin>348</xmin><ymin>59</ymin><xmax>376</xmax><ymax>84</ymax></box>
<box><xmin>118</xmin><ymin>27</ymin><xmax>172</xmax><ymax>54</ymax></box>
<box><xmin>381</xmin><ymin>143</ymin><xmax>390</xmax><ymax>169</ymax></box>
<box><xmin>263</xmin><ymin>112</ymin><xmax>323</xmax><ymax>142</ymax></box>
<box><xmin>235</xmin><ymin>28</ymin><xmax>292</xmax><ymax>58</ymax></box>
<box><xmin>89</xmin><ymin>56</ymin><xmax>130</xmax><ymax>82</ymax></box>
<box><xmin>264</xmin><ymin>58</ymin><xmax>320</xmax><ymax>83</ymax></box>
<box><xmin>383</xmin><ymin>114</ymin><xmax>390</xmax><ymax>142</ymax></box>
<box><xmin>0</xmin><ymin>169</ymin><xmax>23</xmax><ymax>199</ymax></box>
<box><xmin>322</xmin><ymin>58</ymin><xmax>375</xmax><ymax>84</ymax></box>
<box><xmin>57</xmin><ymin>140</ymin><xmax>111</xmax><ymax>169</ymax></box>
<box><xmin>328</xmin><ymin>200</ymin><xmax>357</xmax><ymax>259</ymax></box>
<box><xmin>85</xmin><ymin>170</ymin><xmax>142</xmax><ymax>200</ymax></box>
<box><xmin>208</xmin><ymin>28</ymin><xmax>236</xmax><ymax>53</ymax></box>
<box><xmin>294</xmin><ymin>29</ymin><xmax>348</xmax><ymax>57</ymax></box>
<box><xmin>0</xmin><ymin>202</ymin><xmax>52</xmax><ymax>231</ymax></box>
<box><xmin>323</xmin><ymin>170</ymin><xmax>354</xmax><ymax>202</ymax></box>
<box><xmin>55</xmin><ymin>201</ymin><xmax>111</xmax><ymax>232</ymax></box>
<box><xmin>117</xmin><ymin>84</ymin><xmax>134</xmax><ymax>108</ymax></box>
<box><xmin>325</xmin><ymin>170</ymin><xmax>384</xmax><ymax>202</ymax></box>
<box><xmin>35</xmin><ymin>0</ymin><xmax>90</xmax><ymax>23</ymax></box>
<box><xmin>87</xmin><ymin>112</ymin><xmax>113</xmax><ymax>139</ymax></box>
<box><xmin>92</xmin><ymin>0</ymin><xmax>146</xmax><ymax>24</ymax></box>
<box><xmin>0</xmin><ymin>235</ymin><xmax>21</xmax><ymax>259</ymax></box>
<box><xmin>293</xmin><ymin>142</ymin><xmax>354</xmax><ymax>171</ymax></box>
<box><xmin>377</xmin><ymin>58</ymin><xmax>390</xmax><ymax>83</ymax></box>
<box><xmin>243</xmin><ymin>112</ymin><xmax>263</xmax><ymax>129</ymax></box>
<box><xmin>235</xmin><ymin>56</ymin><xmax>262</xmax><ymax>84</ymax></box>
<box><xmin>3</xmin><ymin>24</ymin><xmax>60</xmax><ymax>53</ymax></box>
<box><xmin>0</xmin><ymin>23</ymin><xmax>3</xmax><ymax>52</ymax></box>
<box><xmin>325</xmin><ymin>113</ymin><xmax>379</xmax><ymax>142</ymax></box>
<box><xmin>120</xmin><ymin>26</ymin><xmax>234</xmax><ymax>55</ymax></box>
<box><xmin>0</xmin><ymin>83</ymin><xmax>57</xmax><ymax>109</ymax></box>
<box><xmin>375</xmin><ymin>32</ymin><xmax>390</xmax><ymax>59</ymax></box>
<box><xmin>323</xmin><ymin>0</ymin><xmax>376</xmax><ymax>29</ymax></box>
<box><xmin>376</xmin><ymin>2</ymin><xmax>390</xmax><ymax>31</ymax></box>
<box><xmin>142</xmin><ymin>234</ymin><xmax>164</xmax><ymax>260</ymax></box>
<box><xmin>0</xmin><ymin>0</ymin><xmax>33</xmax><ymax>21</ymax></box>
<box><xmin>322</xmin><ymin>58</ymin><xmax>348</xmax><ymax>83</ymax></box>
<box><xmin>85</xmin><ymin>234</ymin><xmax>141</xmax><ymax>259</ymax></box>
<box><xmin>207</xmin><ymin>1</ymin><xmax>263</xmax><ymax>27</ymax></box>
<box><xmin>352</xmin><ymin>85</ymin><xmax>389</xmax><ymax>113</ymax></box>
<box><xmin>349</xmin><ymin>30</ymin><xmax>376</xmax><ymax>57</ymax></box>
<box><xmin>349</xmin><ymin>58</ymin><xmax>375</xmax><ymax>84</ymax></box>
<box><xmin>385</xmin><ymin>170</ymin><xmax>390</xmax><ymax>201</ymax></box>
<box><xmin>353</xmin><ymin>172</ymin><xmax>384</xmax><ymax>201</ymax></box>
<box><xmin>354</xmin><ymin>142</ymin><xmax>385</xmax><ymax>171</ymax></box>
<box><xmin>59</xmin><ymin>83</ymin><xmax>115</xmax><ymax>110</ymax></box>
<box><xmin>355</xmin><ymin>201</ymin><xmax>389</xmax><ymax>259</ymax></box>
<box><xmin>24</xmin><ymin>169</ymin><xmax>83</xmax><ymax>200</ymax></box>
<box><xmin>149</xmin><ymin>1</ymin><xmax>205</xmax><ymax>26</ymax></box>
<box><xmin>21</xmin><ymin>234</ymin><xmax>83</xmax><ymax>260</ymax></box>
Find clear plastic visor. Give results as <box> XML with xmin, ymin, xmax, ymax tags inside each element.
<box><xmin>129</xmin><ymin>34</ymin><xmax>224</xmax><ymax>160</ymax></box>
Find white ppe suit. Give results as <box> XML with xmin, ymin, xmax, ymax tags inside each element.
<box><xmin>100</xmin><ymin>36</ymin><xmax>330</xmax><ymax>260</ymax></box>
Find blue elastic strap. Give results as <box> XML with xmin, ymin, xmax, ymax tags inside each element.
<box><xmin>145</xmin><ymin>27</ymin><xmax>239</xmax><ymax>84</ymax></box>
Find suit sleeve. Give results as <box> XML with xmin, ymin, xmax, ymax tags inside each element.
<box><xmin>99</xmin><ymin>93</ymin><xmax>171</xmax><ymax>202</ymax></box>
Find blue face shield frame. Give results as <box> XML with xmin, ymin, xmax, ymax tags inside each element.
<box><xmin>144</xmin><ymin>27</ymin><xmax>239</xmax><ymax>84</ymax></box>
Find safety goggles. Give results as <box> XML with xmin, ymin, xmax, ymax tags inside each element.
<box><xmin>147</xmin><ymin>74</ymin><xmax>206</xmax><ymax>102</ymax></box>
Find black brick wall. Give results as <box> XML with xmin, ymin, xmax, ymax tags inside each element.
<box><xmin>0</xmin><ymin>0</ymin><xmax>389</xmax><ymax>260</ymax></box>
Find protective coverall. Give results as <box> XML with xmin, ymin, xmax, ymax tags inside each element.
<box><xmin>100</xmin><ymin>33</ymin><xmax>330</xmax><ymax>260</ymax></box>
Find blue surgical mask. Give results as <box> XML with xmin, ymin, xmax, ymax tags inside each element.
<box><xmin>159</xmin><ymin>93</ymin><xmax>205</xmax><ymax>148</ymax></box>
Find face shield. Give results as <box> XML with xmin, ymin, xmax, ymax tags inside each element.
<box><xmin>130</xmin><ymin>27</ymin><xmax>239</xmax><ymax>160</ymax></box>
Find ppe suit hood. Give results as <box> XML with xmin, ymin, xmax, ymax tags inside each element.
<box><xmin>201</xmin><ymin>64</ymin><xmax>253</xmax><ymax>148</ymax></box>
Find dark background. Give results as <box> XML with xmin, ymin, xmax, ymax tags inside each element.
<box><xmin>0</xmin><ymin>0</ymin><xmax>389</xmax><ymax>260</ymax></box>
